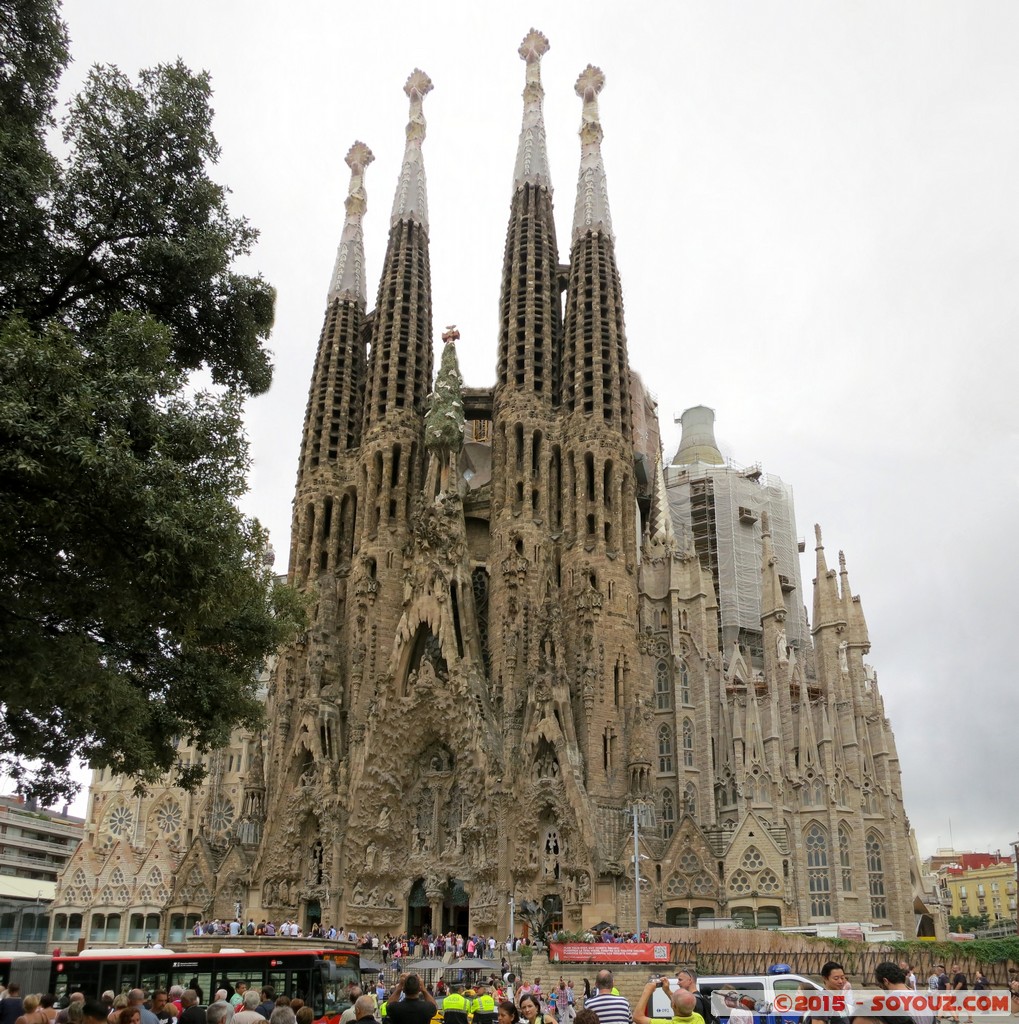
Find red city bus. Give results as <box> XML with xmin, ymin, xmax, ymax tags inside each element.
<box><xmin>0</xmin><ymin>952</ymin><xmax>53</xmax><ymax>993</ymax></box>
<box><xmin>51</xmin><ymin>947</ymin><xmax>360</xmax><ymax>1021</ymax></box>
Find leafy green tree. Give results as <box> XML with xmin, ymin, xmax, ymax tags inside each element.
<box><xmin>948</xmin><ymin>913</ymin><xmax>989</xmax><ymax>933</ymax></box>
<box><xmin>0</xmin><ymin>0</ymin><xmax>303</xmax><ymax>801</ymax></box>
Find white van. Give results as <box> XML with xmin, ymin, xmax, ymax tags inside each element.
<box><xmin>650</xmin><ymin>971</ymin><xmax>823</xmax><ymax>1024</ymax></box>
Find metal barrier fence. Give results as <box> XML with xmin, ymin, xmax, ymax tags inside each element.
<box><xmin>675</xmin><ymin>945</ymin><xmax>1018</xmax><ymax>987</ymax></box>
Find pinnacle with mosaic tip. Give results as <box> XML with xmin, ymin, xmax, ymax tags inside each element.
<box><xmin>519</xmin><ymin>27</ymin><xmax>550</xmax><ymax>63</ymax></box>
<box><xmin>404</xmin><ymin>68</ymin><xmax>433</xmax><ymax>102</ymax></box>
<box><xmin>345</xmin><ymin>140</ymin><xmax>374</xmax><ymax>177</ymax></box>
<box><xmin>571</xmin><ymin>63</ymin><xmax>612</xmax><ymax>241</ymax></box>
<box><xmin>391</xmin><ymin>69</ymin><xmax>432</xmax><ymax>228</ymax></box>
<box><xmin>575</xmin><ymin>63</ymin><xmax>605</xmax><ymax>101</ymax></box>
<box><xmin>328</xmin><ymin>140</ymin><xmax>374</xmax><ymax>305</ymax></box>
<box><xmin>513</xmin><ymin>29</ymin><xmax>552</xmax><ymax>190</ymax></box>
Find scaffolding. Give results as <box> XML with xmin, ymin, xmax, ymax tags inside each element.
<box><xmin>666</xmin><ymin>460</ymin><xmax>806</xmax><ymax>655</ymax></box>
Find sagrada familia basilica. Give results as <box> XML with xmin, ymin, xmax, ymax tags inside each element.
<box><xmin>50</xmin><ymin>31</ymin><xmax>926</xmax><ymax>948</ymax></box>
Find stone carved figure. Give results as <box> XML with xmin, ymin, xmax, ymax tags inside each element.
<box><xmin>776</xmin><ymin>627</ymin><xmax>788</xmax><ymax>664</ymax></box>
<box><xmin>577</xmin><ymin>872</ymin><xmax>591</xmax><ymax>902</ymax></box>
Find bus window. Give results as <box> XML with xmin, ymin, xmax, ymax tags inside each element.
<box><xmin>140</xmin><ymin>970</ymin><xmax>163</xmax><ymax>1000</ymax></box>
<box><xmin>168</xmin><ymin>972</ymin><xmax>214</xmax><ymax>1006</ymax></box>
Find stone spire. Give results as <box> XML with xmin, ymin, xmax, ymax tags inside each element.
<box><xmin>562</xmin><ymin>63</ymin><xmax>631</xmax><ymax>432</ymax></box>
<box><xmin>811</xmin><ymin>523</ymin><xmax>845</xmax><ymax>633</ymax></box>
<box><xmin>840</xmin><ymin>549</ymin><xmax>871</xmax><ymax>651</ymax></box>
<box><xmin>390</xmin><ymin>69</ymin><xmax>432</xmax><ymax>229</ymax></box>
<box><xmin>294</xmin><ymin>141</ymin><xmax>373</xmax><ymax>515</ymax></box>
<box><xmin>572</xmin><ymin>64</ymin><xmax>613</xmax><ymax>242</ymax></box>
<box><xmin>759</xmin><ymin>511</ymin><xmax>786</xmax><ymax>622</ymax></box>
<box><xmin>363</xmin><ymin>70</ymin><xmax>435</xmax><ymax>431</ymax></box>
<box><xmin>495</xmin><ymin>30</ymin><xmax>562</xmax><ymax>404</ymax></box>
<box><xmin>513</xmin><ymin>29</ymin><xmax>552</xmax><ymax>190</ymax></box>
<box><xmin>328</xmin><ymin>141</ymin><xmax>374</xmax><ymax>305</ymax></box>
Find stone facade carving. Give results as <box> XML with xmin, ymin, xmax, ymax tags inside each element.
<box><xmin>51</xmin><ymin>33</ymin><xmax>920</xmax><ymax>946</ymax></box>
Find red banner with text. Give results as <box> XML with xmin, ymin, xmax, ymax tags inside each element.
<box><xmin>549</xmin><ymin>942</ymin><xmax>670</xmax><ymax>963</ymax></box>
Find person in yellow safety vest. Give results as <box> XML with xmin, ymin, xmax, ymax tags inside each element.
<box><xmin>442</xmin><ymin>984</ymin><xmax>470</xmax><ymax>1024</ymax></box>
<box><xmin>472</xmin><ymin>983</ymin><xmax>497</xmax><ymax>1023</ymax></box>
<box><xmin>380</xmin><ymin>1000</ymin><xmax>388</xmax><ymax>1019</ymax></box>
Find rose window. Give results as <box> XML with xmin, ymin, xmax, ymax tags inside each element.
<box><xmin>108</xmin><ymin>805</ymin><xmax>134</xmax><ymax>836</ymax></box>
<box><xmin>156</xmin><ymin>802</ymin><xmax>183</xmax><ymax>834</ymax></box>
<box><xmin>209</xmin><ymin>797</ymin><xmax>235</xmax><ymax>834</ymax></box>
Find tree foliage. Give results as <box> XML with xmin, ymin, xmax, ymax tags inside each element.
<box><xmin>949</xmin><ymin>914</ymin><xmax>990</xmax><ymax>934</ymax></box>
<box><xmin>0</xmin><ymin>0</ymin><xmax>303</xmax><ymax>801</ymax></box>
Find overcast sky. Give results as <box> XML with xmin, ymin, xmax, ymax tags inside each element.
<box><xmin>52</xmin><ymin>1</ymin><xmax>1019</xmax><ymax>861</ymax></box>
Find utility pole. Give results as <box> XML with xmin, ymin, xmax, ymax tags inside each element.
<box><xmin>627</xmin><ymin>800</ymin><xmax>654</xmax><ymax>939</ymax></box>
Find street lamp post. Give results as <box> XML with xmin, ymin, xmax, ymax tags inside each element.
<box><xmin>632</xmin><ymin>809</ymin><xmax>642</xmax><ymax>939</ymax></box>
<box><xmin>628</xmin><ymin>800</ymin><xmax>654</xmax><ymax>939</ymax></box>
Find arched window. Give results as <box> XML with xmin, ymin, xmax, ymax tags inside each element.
<box><xmin>757</xmin><ymin>906</ymin><xmax>782</xmax><ymax>927</ymax></box>
<box><xmin>655</xmin><ymin>660</ymin><xmax>672</xmax><ymax>711</ymax></box>
<box><xmin>805</xmin><ymin>823</ymin><xmax>832</xmax><ymax>917</ymax></box>
<box><xmin>682</xmin><ymin>718</ymin><xmax>694</xmax><ymax>767</ymax></box>
<box><xmin>658</xmin><ymin>724</ymin><xmax>674</xmax><ymax>773</ymax></box>
<box><xmin>678</xmin><ymin>659</ymin><xmax>690</xmax><ymax>704</ymax></box>
<box><xmin>685</xmin><ymin>782</ymin><xmax>697</xmax><ymax>818</ymax></box>
<box><xmin>838</xmin><ymin>824</ymin><xmax>853</xmax><ymax>891</ymax></box>
<box><xmin>731</xmin><ymin>905</ymin><xmax>755</xmax><ymax>927</ymax></box>
<box><xmin>661</xmin><ymin>789</ymin><xmax>675</xmax><ymax>839</ymax></box>
<box><xmin>867</xmin><ymin>831</ymin><xmax>886</xmax><ymax>918</ymax></box>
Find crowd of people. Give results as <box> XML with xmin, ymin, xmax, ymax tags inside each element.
<box><xmin>0</xmin><ymin>981</ymin><xmax>328</xmax><ymax>1024</ymax></box>
<box><xmin>2</xmin><ymin>957</ymin><xmax>1019</xmax><ymax>1024</ymax></box>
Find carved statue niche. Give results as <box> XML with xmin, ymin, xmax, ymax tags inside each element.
<box><xmin>309</xmin><ymin>839</ymin><xmax>325</xmax><ymax>885</ymax></box>
<box><xmin>541</xmin><ymin>826</ymin><xmax>562</xmax><ymax>881</ymax></box>
<box><xmin>532</xmin><ymin>737</ymin><xmax>561</xmax><ymax>783</ymax></box>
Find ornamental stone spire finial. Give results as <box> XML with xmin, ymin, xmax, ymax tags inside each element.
<box><xmin>390</xmin><ymin>69</ymin><xmax>433</xmax><ymax>229</ymax></box>
<box><xmin>572</xmin><ymin>64</ymin><xmax>613</xmax><ymax>242</ymax></box>
<box><xmin>513</xmin><ymin>28</ymin><xmax>552</xmax><ymax>190</ymax></box>
<box><xmin>328</xmin><ymin>141</ymin><xmax>374</xmax><ymax>305</ymax></box>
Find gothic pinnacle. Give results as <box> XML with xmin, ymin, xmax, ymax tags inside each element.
<box><xmin>513</xmin><ymin>29</ymin><xmax>552</xmax><ymax>190</ymax></box>
<box><xmin>391</xmin><ymin>69</ymin><xmax>433</xmax><ymax>229</ymax></box>
<box><xmin>572</xmin><ymin>64</ymin><xmax>613</xmax><ymax>243</ymax></box>
<box><xmin>328</xmin><ymin>141</ymin><xmax>374</xmax><ymax>306</ymax></box>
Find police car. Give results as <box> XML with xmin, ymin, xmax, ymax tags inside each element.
<box><xmin>649</xmin><ymin>965</ymin><xmax>823</xmax><ymax>1024</ymax></box>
